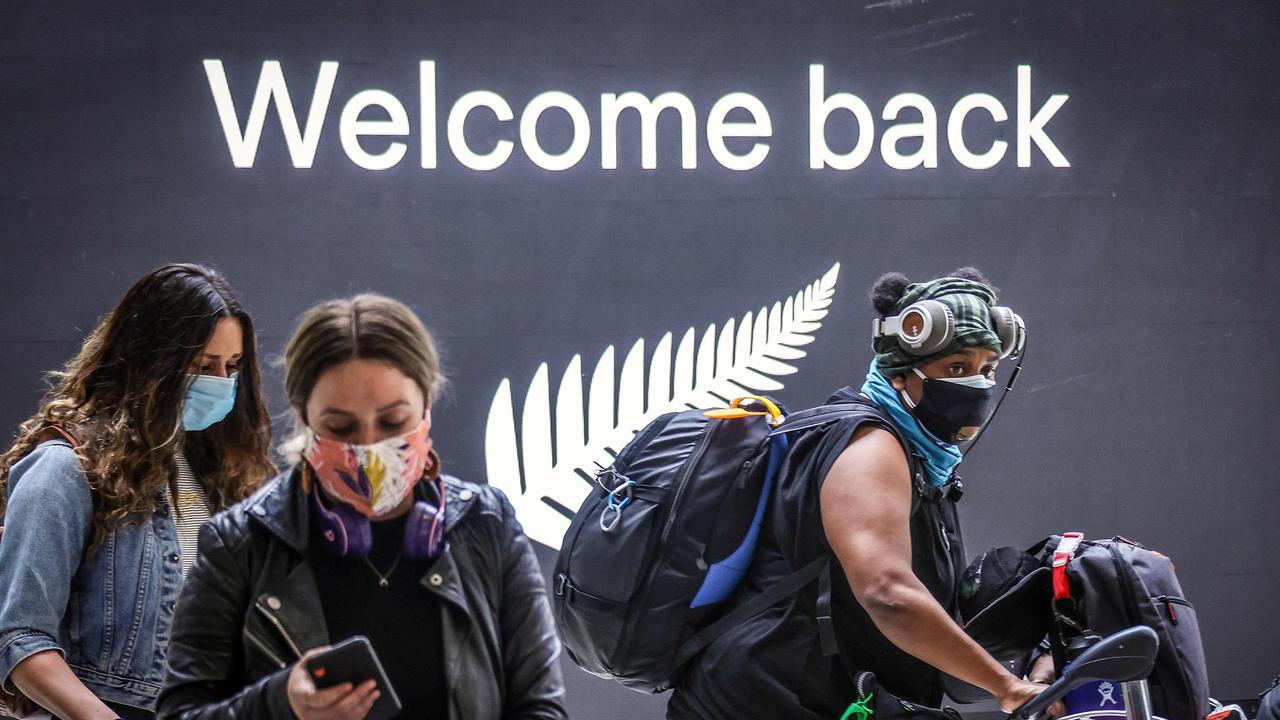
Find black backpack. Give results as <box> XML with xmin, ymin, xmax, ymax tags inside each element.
<box><xmin>553</xmin><ymin>395</ymin><xmax>900</xmax><ymax>693</ymax></box>
<box><xmin>1257</xmin><ymin>676</ymin><xmax>1280</xmax><ymax>720</ymax></box>
<box><xmin>963</xmin><ymin>533</ymin><xmax>1211</xmax><ymax>720</ymax></box>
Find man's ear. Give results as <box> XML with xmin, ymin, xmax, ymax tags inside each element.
<box><xmin>890</xmin><ymin>374</ymin><xmax>906</xmax><ymax>391</ymax></box>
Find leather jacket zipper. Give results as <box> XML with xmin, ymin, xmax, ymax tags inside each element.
<box><xmin>255</xmin><ymin>599</ymin><xmax>304</xmax><ymax>660</ymax></box>
<box><xmin>246</xmin><ymin>629</ymin><xmax>288</xmax><ymax>669</ymax></box>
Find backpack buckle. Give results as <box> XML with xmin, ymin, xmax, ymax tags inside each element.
<box><xmin>1052</xmin><ymin>531</ymin><xmax>1084</xmax><ymax>601</ymax></box>
<box><xmin>1052</xmin><ymin>532</ymin><xmax>1085</xmax><ymax>566</ymax></box>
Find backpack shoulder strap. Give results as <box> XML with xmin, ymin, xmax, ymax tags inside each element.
<box><xmin>772</xmin><ymin>396</ymin><xmax>893</xmax><ymax>436</ymax></box>
<box><xmin>672</xmin><ymin>556</ymin><xmax>829</xmax><ymax>677</ymax></box>
<box><xmin>672</xmin><ymin>398</ymin><xmax>930</xmax><ymax>680</ymax></box>
<box><xmin>772</xmin><ymin>396</ymin><xmax>912</xmax><ymax>460</ymax></box>
<box><xmin>780</xmin><ymin>398</ymin><xmax>945</xmax><ymax>665</ymax></box>
<box><xmin>773</xmin><ymin>395</ymin><xmax>925</xmax><ymax>506</ymax></box>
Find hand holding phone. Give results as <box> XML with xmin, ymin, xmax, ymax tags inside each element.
<box><xmin>289</xmin><ymin>637</ymin><xmax>402</xmax><ymax>720</ymax></box>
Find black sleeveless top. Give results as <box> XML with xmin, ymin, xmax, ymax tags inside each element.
<box><xmin>669</xmin><ymin>388</ymin><xmax>967</xmax><ymax>720</ymax></box>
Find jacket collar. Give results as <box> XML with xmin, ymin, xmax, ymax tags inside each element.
<box><xmin>244</xmin><ymin>466</ymin><xmax>481</xmax><ymax>554</ymax></box>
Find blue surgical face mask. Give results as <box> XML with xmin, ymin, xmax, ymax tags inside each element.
<box><xmin>183</xmin><ymin>373</ymin><xmax>238</xmax><ymax>431</ymax></box>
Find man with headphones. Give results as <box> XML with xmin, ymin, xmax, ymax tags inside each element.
<box><xmin>669</xmin><ymin>268</ymin><xmax>1055</xmax><ymax>720</ymax></box>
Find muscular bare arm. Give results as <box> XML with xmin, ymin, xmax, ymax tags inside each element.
<box><xmin>820</xmin><ymin>425</ymin><xmax>1048</xmax><ymax>713</ymax></box>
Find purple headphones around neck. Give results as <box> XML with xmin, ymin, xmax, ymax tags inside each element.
<box><xmin>308</xmin><ymin>464</ymin><xmax>447</xmax><ymax>562</ymax></box>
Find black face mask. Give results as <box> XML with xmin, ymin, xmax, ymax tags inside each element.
<box><xmin>903</xmin><ymin>368</ymin><xmax>999</xmax><ymax>444</ymax></box>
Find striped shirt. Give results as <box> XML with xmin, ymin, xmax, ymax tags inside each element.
<box><xmin>172</xmin><ymin>450</ymin><xmax>211</xmax><ymax>577</ymax></box>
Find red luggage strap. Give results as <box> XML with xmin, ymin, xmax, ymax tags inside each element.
<box><xmin>1052</xmin><ymin>532</ymin><xmax>1085</xmax><ymax>601</ymax></box>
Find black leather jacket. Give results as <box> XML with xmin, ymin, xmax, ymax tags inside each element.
<box><xmin>156</xmin><ymin>467</ymin><xmax>567</xmax><ymax>720</ymax></box>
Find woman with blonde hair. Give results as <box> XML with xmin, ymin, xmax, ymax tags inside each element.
<box><xmin>158</xmin><ymin>293</ymin><xmax>566</xmax><ymax>720</ymax></box>
<box><xmin>0</xmin><ymin>263</ymin><xmax>274</xmax><ymax>719</ymax></box>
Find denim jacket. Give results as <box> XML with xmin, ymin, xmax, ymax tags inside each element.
<box><xmin>0</xmin><ymin>440</ymin><xmax>184</xmax><ymax>711</ymax></box>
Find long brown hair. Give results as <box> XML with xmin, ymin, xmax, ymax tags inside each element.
<box><xmin>0</xmin><ymin>263</ymin><xmax>274</xmax><ymax>546</ymax></box>
<box><xmin>279</xmin><ymin>293</ymin><xmax>446</xmax><ymax>461</ymax></box>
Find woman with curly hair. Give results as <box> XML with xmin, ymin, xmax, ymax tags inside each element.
<box><xmin>0</xmin><ymin>263</ymin><xmax>274</xmax><ymax>719</ymax></box>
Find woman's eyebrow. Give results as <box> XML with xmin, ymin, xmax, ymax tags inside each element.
<box><xmin>319</xmin><ymin>400</ymin><xmax>410</xmax><ymax>416</ymax></box>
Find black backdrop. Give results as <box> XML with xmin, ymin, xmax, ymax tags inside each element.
<box><xmin>2</xmin><ymin>2</ymin><xmax>1278</xmax><ymax>717</ymax></box>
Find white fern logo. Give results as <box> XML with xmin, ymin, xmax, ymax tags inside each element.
<box><xmin>484</xmin><ymin>263</ymin><xmax>841</xmax><ymax>549</ymax></box>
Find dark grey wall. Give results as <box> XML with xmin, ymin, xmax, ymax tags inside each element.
<box><xmin>2</xmin><ymin>2</ymin><xmax>1277</xmax><ymax>716</ymax></box>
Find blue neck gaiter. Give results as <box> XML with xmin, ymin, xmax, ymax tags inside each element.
<box><xmin>860</xmin><ymin>359</ymin><xmax>962</xmax><ymax>487</ymax></box>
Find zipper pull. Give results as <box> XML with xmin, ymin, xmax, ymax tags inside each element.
<box><xmin>939</xmin><ymin>521</ymin><xmax>951</xmax><ymax>552</ymax></box>
<box><xmin>256</xmin><ymin>596</ymin><xmax>305</xmax><ymax>660</ymax></box>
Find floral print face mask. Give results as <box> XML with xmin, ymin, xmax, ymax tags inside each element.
<box><xmin>303</xmin><ymin>418</ymin><xmax>435</xmax><ymax>518</ymax></box>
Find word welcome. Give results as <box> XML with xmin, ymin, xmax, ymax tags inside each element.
<box><xmin>203</xmin><ymin>60</ymin><xmax>1070</xmax><ymax>172</ymax></box>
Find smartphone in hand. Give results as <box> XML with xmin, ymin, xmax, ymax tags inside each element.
<box><xmin>304</xmin><ymin>635</ymin><xmax>403</xmax><ymax>720</ymax></box>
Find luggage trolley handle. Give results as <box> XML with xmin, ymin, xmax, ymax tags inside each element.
<box><xmin>1008</xmin><ymin>626</ymin><xmax>1159</xmax><ymax>720</ymax></box>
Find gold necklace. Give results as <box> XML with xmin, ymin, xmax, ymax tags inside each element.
<box><xmin>363</xmin><ymin>549</ymin><xmax>404</xmax><ymax>588</ymax></box>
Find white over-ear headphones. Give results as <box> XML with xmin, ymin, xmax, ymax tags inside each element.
<box><xmin>873</xmin><ymin>300</ymin><xmax>1026</xmax><ymax>359</ymax></box>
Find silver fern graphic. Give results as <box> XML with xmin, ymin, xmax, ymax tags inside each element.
<box><xmin>484</xmin><ymin>263</ymin><xmax>841</xmax><ymax>549</ymax></box>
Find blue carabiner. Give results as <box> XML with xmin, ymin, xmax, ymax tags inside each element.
<box><xmin>600</xmin><ymin>479</ymin><xmax>636</xmax><ymax>532</ymax></box>
<box><xmin>607</xmin><ymin>479</ymin><xmax>635</xmax><ymax>510</ymax></box>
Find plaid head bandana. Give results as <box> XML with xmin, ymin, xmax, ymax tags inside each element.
<box><xmin>873</xmin><ymin>276</ymin><xmax>1001</xmax><ymax>376</ymax></box>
